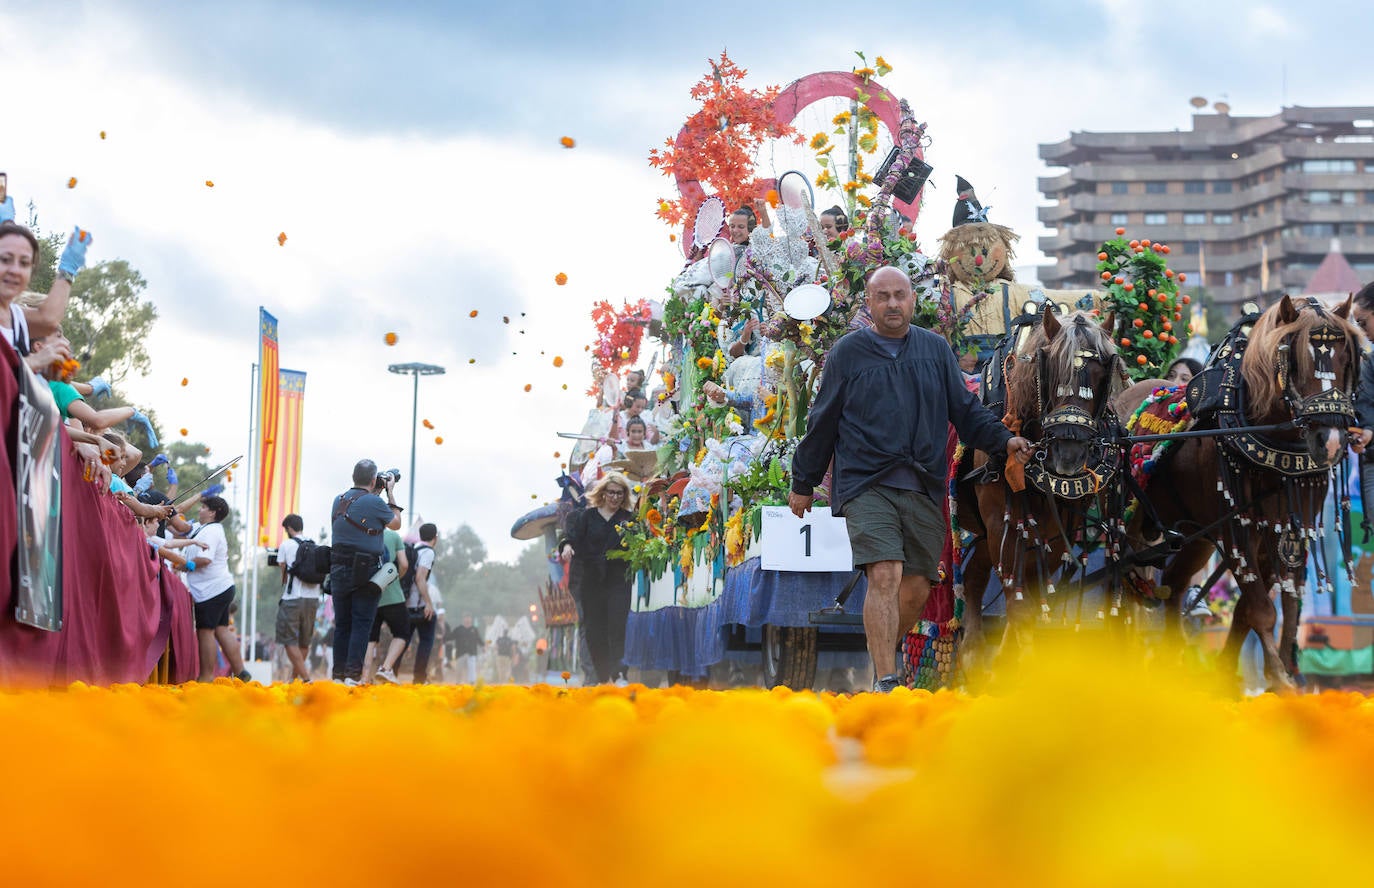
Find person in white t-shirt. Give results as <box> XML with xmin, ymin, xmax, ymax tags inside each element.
<box><xmin>186</xmin><ymin>496</ymin><xmax>250</xmax><ymax>682</ymax></box>
<box><xmin>401</xmin><ymin>523</ymin><xmax>440</xmax><ymax>683</ymax></box>
<box><xmin>276</xmin><ymin>514</ymin><xmax>322</xmax><ymax>682</ymax></box>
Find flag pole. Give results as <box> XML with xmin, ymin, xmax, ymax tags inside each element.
<box><xmin>242</xmin><ymin>361</ymin><xmax>258</xmax><ymax>667</ymax></box>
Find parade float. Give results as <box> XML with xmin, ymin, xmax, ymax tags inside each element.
<box><xmin>510</xmin><ymin>53</ymin><xmax>1188</xmax><ymax>689</ymax></box>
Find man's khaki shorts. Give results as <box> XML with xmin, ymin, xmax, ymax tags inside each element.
<box><xmin>275</xmin><ymin>597</ymin><xmax>318</xmax><ymax>647</ymax></box>
<box><xmin>843</xmin><ymin>484</ymin><xmax>944</xmax><ymax>577</ymax></box>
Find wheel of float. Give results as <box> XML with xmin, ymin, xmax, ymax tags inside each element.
<box><xmin>761</xmin><ymin>624</ymin><xmax>818</xmax><ymax>690</ymax></box>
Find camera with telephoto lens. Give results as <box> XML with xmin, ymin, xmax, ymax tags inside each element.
<box><xmin>373</xmin><ymin>468</ymin><xmax>402</xmax><ymax>491</ymax></box>
<box><xmin>266</xmin><ymin>548</ymin><xmax>279</xmax><ymax>567</ymax></box>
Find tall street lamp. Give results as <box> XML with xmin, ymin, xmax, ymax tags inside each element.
<box><xmin>387</xmin><ymin>361</ymin><xmax>446</xmax><ymax>517</ymax></box>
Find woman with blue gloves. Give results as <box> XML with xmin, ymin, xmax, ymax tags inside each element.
<box><xmin>1</xmin><ymin>196</ymin><xmax>92</xmax><ymax>365</ymax></box>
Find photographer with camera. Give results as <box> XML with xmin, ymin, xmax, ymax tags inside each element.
<box><xmin>329</xmin><ymin>460</ymin><xmax>404</xmax><ymax>685</ymax></box>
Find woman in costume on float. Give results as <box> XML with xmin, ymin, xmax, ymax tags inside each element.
<box><xmin>558</xmin><ymin>473</ymin><xmax>636</xmax><ymax>684</ymax></box>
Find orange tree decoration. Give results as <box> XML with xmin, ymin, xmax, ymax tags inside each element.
<box><xmin>648</xmin><ymin>51</ymin><xmax>799</xmax><ymax>230</ymax></box>
<box><xmin>1098</xmin><ymin>231</ymin><xmax>1185</xmax><ymax>380</ymax></box>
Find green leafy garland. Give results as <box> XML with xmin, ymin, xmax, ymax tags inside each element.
<box><xmin>1096</xmin><ymin>228</ymin><xmax>1193</xmax><ymax>380</ymax></box>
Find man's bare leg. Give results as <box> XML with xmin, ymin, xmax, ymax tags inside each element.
<box><xmin>864</xmin><ymin>560</ymin><xmax>904</xmax><ymax>678</ymax></box>
<box><xmin>897</xmin><ymin>574</ymin><xmax>933</xmax><ymax>638</ymax></box>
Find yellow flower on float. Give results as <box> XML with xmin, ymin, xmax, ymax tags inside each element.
<box><xmin>809</xmin><ymin>133</ymin><xmax>829</xmax><ymax>150</ymax></box>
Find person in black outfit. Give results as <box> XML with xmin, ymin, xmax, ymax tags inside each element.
<box><xmin>1350</xmin><ymin>282</ymin><xmax>1374</xmax><ymax>523</ymax></box>
<box><xmin>790</xmin><ymin>266</ymin><xmax>1033</xmax><ymax>692</ymax></box>
<box><xmin>558</xmin><ymin>472</ymin><xmax>635</xmax><ymax>684</ymax></box>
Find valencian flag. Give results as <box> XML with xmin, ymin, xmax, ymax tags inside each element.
<box><xmin>262</xmin><ymin>370</ymin><xmax>306</xmax><ymax>549</ymax></box>
<box><xmin>257</xmin><ymin>308</ymin><xmax>280</xmax><ymax>543</ymax></box>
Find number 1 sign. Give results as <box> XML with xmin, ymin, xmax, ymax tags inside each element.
<box><xmin>760</xmin><ymin>506</ymin><xmax>853</xmax><ymax>572</ymax></box>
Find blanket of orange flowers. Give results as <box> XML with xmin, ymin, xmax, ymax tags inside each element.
<box><xmin>3</xmin><ymin>648</ymin><xmax>1373</xmax><ymax>886</ymax></box>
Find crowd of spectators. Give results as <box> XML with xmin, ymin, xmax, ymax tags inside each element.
<box><xmin>3</xmin><ymin>191</ymin><xmax>245</xmax><ymax>682</ymax></box>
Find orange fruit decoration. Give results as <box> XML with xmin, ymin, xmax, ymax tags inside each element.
<box><xmin>1143</xmin><ymin>330</ymin><xmax>1154</xmax><ymax>339</ymax></box>
<box><xmin>1100</xmin><ymin>271</ymin><xmax>1112</xmax><ymax>280</ymax></box>
<box><xmin>1137</xmin><ymin>354</ymin><xmax>1148</xmax><ymax>366</ymax></box>
<box><xmin>1123</xmin><ymin>283</ymin><xmax>1134</xmax><ymax>292</ymax></box>
<box><xmin>1181</xmin><ymin>295</ymin><xmax>1191</xmax><ymax>305</ymax></box>
<box><xmin>1115</xmin><ymin>227</ymin><xmax>1126</xmax><ymax>235</ymax></box>
<box><xmin>1133</xmin><ymin>318</ymin><xmax>1144</xmax><ymax>328</ymax></box>
<box><xmin>1097</xmin><ymin>252</ymin><xmax>1108</xmax><ymax>261</ymax></box>
<box><xmin>1177</xmin><ymin>273</ymin><xmax>1187</xmax><ymax>282</ymax></box>
<box><xmin>1120</xmin><ymin>338</ymin><xmax>1131</xmax><ymax>347</ymax></box>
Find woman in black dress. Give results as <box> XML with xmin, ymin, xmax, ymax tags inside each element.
<box><xmin>558</xmin><ymin>473</ymin><xmax>635</xmax><ymax>683</ymax></box>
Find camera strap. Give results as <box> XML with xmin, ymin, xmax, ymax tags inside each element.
<box><xmin>333</xmin><ymin>489</ymin><xmax>383</xmax><ymax>536</ymax></box>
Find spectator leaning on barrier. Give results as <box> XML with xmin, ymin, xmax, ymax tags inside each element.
<box><xmin>329</xmin><ymin>460</ymin><xmax>403</xmax><ymax>685</ymax></box>
<box><xmin>186</xmin><ymin>495</ymin><xmax>251</xmax><ymax>682</ymax></box>
<box><xmin>277</xmin><ymin>514</ymin><xmax>322</xmax><ymax>683</ymax></box>
<box><xmin>0</xmin><ymin>216</ymin><xmax>90</xmax><ymax>373</ymax></box>
<box><xmin>401</xmin><ymin>523</ymin><xmax>439</xmax><ymax>684</ymax></box>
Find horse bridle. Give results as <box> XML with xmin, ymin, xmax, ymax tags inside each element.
<box><xmin>1025</xmin><ymin>321</ymin><xmax>1126</xmax><ymax>499</ymax></box>
<box><xmin>1274</xmin><ymin>298</ymin><xmax>1358</xmax><ymax>432</ymax></box>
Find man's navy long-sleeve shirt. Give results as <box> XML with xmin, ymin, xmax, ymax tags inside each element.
<box><xmin>791</xmin><ymin>325</ymin><xmax>1012</xmax><ymax>515</ymax></box>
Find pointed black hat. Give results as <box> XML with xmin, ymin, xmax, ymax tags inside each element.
<box><xmin>952</xmin><ymin>175</ymin><xmax>990</xmax><ymax>227</ymax></box>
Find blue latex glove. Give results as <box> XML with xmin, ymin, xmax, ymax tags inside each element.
<box><xmin>134</xmin><ymin>474</ymin><xmax>154</xmax><ymax>494</ymax></box>
<box><xmin>165</xmin><ymin>466</ymin><xmax>178</xmax><ymax>486</ymax></box>
<box><xmin>88</xmin><ymin>376</ymin><xmax>112</xmax><ymax>400</ymax></box>
<box><xmin>0</xmin><ymin>196</ymin><xmax>15</xmax><ymax>224</ymax></box>
<box><xmin>149</xmin><ymin>454</ymin><xmax>169</xmax><ymax>469</ymax></box>
<box><xmin>203</xmin><ymin>483</ymin><xmax>224</xmax><ymax>498</ymax></box>
<box><xmin>185</xmin><ymin>560</ymin><xmax>197</xmax><ymax>572</ymax></box>
<box><xmin>130</xmin><ymin>410</ymin><xmax>158</xmax><ymax>449</ymax></box>
<box><xmin>58</xmin><ymin>227</ymin><xmax>92</xmax><ymax>278</ymax></box>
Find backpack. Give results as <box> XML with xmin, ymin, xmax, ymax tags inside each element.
<box><xmin>288</xmin><ymin>538</ymin><xmax>331</xmax><ymax>585</ymax></box>
<box><xmin>399</xmin><ymin>543</ymin><xmax>432</xmax><ymax>594</ymax></box>
<box><xmin>496</xmin><ymin>636</ymin><xmax>514</xmax><ymax>656</ymax></box>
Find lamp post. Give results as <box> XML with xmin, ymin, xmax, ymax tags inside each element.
<box><xmin>387</xmin><ymin>361</ymin><xmax>446</xmax><ymax>517</ymax></box>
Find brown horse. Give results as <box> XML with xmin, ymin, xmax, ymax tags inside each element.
<box><xmin>1121</xmin><ymin>294</ymin><xmax>1362</xmax><ymax>690</ymax></box>
<box><xmin>956</xmin><ymin>307</ymin><xmax>1128</xmax><ymax>671</ymax></box>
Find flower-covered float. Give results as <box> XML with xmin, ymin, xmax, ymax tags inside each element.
<box><xmin>511</xmin><ymin>53</ymin><xmax>1182</xmax><ymax>689</ymax></box>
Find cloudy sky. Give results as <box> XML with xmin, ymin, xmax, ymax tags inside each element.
<box><xmin>4</xmin><ymin>0</ymin><xmax>1369</xmax><ymax>560</ymax></box>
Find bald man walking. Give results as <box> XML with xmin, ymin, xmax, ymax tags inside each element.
<box><xmin>790</xmin><ymin>267</ymin><xmax>1032</xmax><ymax>692</ymax></box>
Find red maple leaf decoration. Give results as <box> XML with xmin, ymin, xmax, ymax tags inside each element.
<box><xmin>648</xmin><ymin>51</ymin><xmax>800</xmax><ymax>228</ymax></box>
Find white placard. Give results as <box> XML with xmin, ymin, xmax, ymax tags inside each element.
<box><xmin>760</xmin><ymin>506</ymin><xmax>852</xmax><ymax>572</ymax></box>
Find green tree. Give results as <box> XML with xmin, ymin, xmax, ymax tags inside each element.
<box><xmin>433</xmin><ymin>523</ymin><xmax>487</xmax><ymax>575</ymax></box>
<box><xmin>61</xmin><ymin>260</ymin><xmax>157</xmax><ymax>384</ymax></box>
<box><xmin>446</xmin><ymin>540</ymin><xmax>552</xmax><ymax>620</ymax></box>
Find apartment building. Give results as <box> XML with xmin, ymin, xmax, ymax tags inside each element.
<box><xmin>1038</xmin><ymin>106</ymin><xmax>1374</xmax><ymax>305</ymax></box>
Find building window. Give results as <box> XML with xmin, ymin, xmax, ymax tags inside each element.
<box><xmin>1183</xmin><ymin>212</ymin><xmax>1207</xmax><ymax>225</ymax></box>
<box><xmin>1110</xmin><ymin>213</ymin><xmax>1129</xmax><ymax>226</ymax></box>
<box><xmin>1184</xmin><ymin>181</ymin><xmax>1207</xmax><ymax>194</ymax></box>
<box><xmin>1302</xmin><ymin>159</ymin><xmax>1357</xmax><ymax>174</ymax></box>
<box><xmin>1212</xmin><ymin>181</ymin><xmax>1233</xmax><ymax>194</ymax></box>
<box><xmin>1145</xmin><ymin>182</ymin><xmax>1168</xmax><ymax>194</ymax></box>
<box><xmin>1301</xmin><ymin>223</ymin><xmax>1336</xmax><ymax>237</ymax></box>
<box><xmin>1181</xmin><ymin>242</ymin><xmax>1200</xmax><ymax>254</ymax></box>
<box><xmin>1213</xmin><ymin>213</ymin><xmax>1233</xmax><ymax>224</ymax></box>
<box><xmin>1111</xmin><ymin>182</ymin><xmax>1129</xmax><ymax>194</ymax></box>
<box><xmin>1339</xmin><ymin>223</ymin><xmax>1359</xmax><ymax>236</ymax></box>
<box><xmin>1308</xmin><ymin>190</ymin><xmax>1333</xmax><ymax>204</ymax></box>
<box><xmin>1144</xmin><ymin>213</ymin><xmax>1168</xmax><ymax>225</ymax></box>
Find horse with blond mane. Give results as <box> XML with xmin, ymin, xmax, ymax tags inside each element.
<box><xmin>1122</xmin><ymin>294</ymin><xmax>1362</xmax><ymax>689</ymax></box>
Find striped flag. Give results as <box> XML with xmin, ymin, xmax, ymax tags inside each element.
<box><xmin>263</xmin><ymin>370</ymin><xmax>306</xmax><ymax>549</ymax></box>
<box><xmin>257</xmin><ymin>308</ymin><xmax>280</xmax><ymax>544</ymax></box>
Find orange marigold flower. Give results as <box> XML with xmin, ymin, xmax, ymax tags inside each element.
<box><xmin>67</xmin><ymin>177</ymin><xmax>78</xmax><ymax>188</ymax></box>
<box><xmin>180</xmin><ymin>377</ymin><xmax>188</xmax><ymax>386</ymax></box>
<box><xmin>524</xmin><ymin>384</ymin><xmax>532</xmax><ymax>392</ymax></box>
<box><xmin>277</xmin><ymin>232</ymin><xmax>287</xmax><ymax>246</ymax></box>
<box><xmin>765</xmin><ymin>189</ymin><xmax>780</xmax><ymax>207</ymax></box>
<box><xmin>422</xmin><ymin>419</ymin><xmax>434</xmax><ymax>429</ymax></box>
<box><xmin>469</xmin><ymin>310</ymin><xmax>478</xmax><ymax>318</ymax></box>
<box><xmin>552</xmin><ymin>356</ymin><xmax>564</xmax><ymax>367</ymax></box>
<box><xmin>99</xmin><ymin>130</ymin><xmax>106</xmax><ymax>139</ymax></box>
<box><xmin>560</xmin><ymin>136</ymin><xmax>575</xmax><ymax>148</ymax></box>
<box><xmin>555</xmin><ymin>272</ymin><xmax>568</xmax><ymax>286</ymax></box>
<box><xmin>179</xmin><ymin>428</ymin><xmax>188</xmax><ymax>436</ymax></box>
<box><xmin>205</xmin><ymin>180</ymin><xmax>214</xmax><ymax>188</ymax></box>
<box><xmin>384</xmin><ymin>332</ymin><xmax>398</xmax><ymax>346</ymax></box>
<box><xmin>435</xmin><ymin>436</ymin><xmax>444</xmax><ymax>445</ymax></box>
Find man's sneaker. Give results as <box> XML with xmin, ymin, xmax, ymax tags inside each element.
<box><xmin>375</xmin><ymin>668</ymin><xmax>398</xmax><ymax>684</ymax></box>
<box><xmin>872</xmin><ymin>673</ymin><xmax>902</xmax><ymax>694</ymax></box>
<box><xmin>343</xmin><ymin>677</ymin><xmax>362</xmax><ymax>687</ymax></box>
<box><xmin>235</xmin><ymin>670</ymin><xmax>253</xmax><ymax>682</ymax></box>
